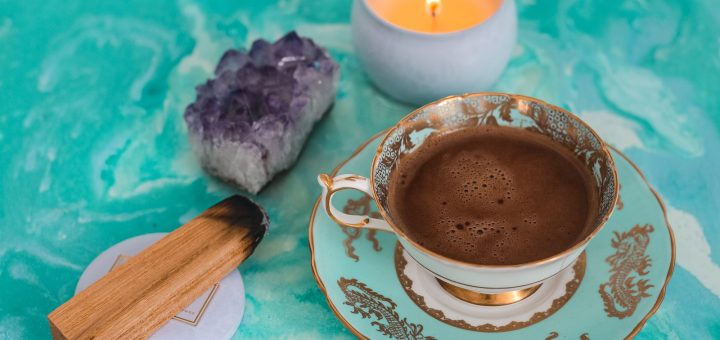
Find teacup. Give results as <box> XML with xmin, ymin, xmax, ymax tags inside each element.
<box><xmin>318</xmin><ymin>93</ymin><xmax>618</xmax><ymax>305</ymax></box>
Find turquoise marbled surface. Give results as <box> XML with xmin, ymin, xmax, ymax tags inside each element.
<box><xmin>0</xmin><ymin>0</ymin><xmax>718</xmax><ymax>338</ymax></box>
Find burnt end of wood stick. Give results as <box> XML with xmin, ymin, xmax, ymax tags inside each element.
<box><xmin>208</xmin><ymin>195</ymin><xmax>269</xmax><ymax>254</ymax></box>
<box><xmin>48</xmin><ymin>195</ymin><xmax>268</xmax><ymax>340</ymax></box>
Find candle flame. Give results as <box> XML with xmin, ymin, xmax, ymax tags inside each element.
<box><xmin>426</xmin><ymin>0</ymin><xmax>441</xmax><ymax>17</ymax></box>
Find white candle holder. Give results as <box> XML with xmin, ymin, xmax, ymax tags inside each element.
<box><xmin>351</xmin><ymin>0</ymin><xmax>517</xmax><ymax>105</ymax></box>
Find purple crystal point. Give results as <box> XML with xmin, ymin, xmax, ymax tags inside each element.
<box><xmin>184</xmin><ymin>31</ymin><xmax>339</xmax><ymax>193</ymax></box>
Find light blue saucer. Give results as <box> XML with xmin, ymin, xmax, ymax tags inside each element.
<box><xmin>310</xmin><ymin>131</ymin><xmax>674</xmax><ymax>339</ymax></box>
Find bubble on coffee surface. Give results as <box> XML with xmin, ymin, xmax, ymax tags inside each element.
<box><xmin>425</xmin><ymin>213</ymin><xmax>526</xmax><ymax>261</ymax></box>
<box><xmin>442</xmin><ymin>152</ymin><xmax>519</xmax><ymax>210</ymax></box>
<box><xmin>401</xmin><ymin>159</ymin><xmax>556</xmax><ymax>264</ymax></box>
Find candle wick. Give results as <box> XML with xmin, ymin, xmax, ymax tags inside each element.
<box><xmin>426</xmin><ymin>0</ymin><xmax>440</xmax><ymax>31</ymax></box>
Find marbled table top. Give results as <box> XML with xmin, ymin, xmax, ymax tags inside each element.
<box><xmin>0</xmin><ymin>0</ymin><xmax>718</xmax><ymax>338</ymax></box>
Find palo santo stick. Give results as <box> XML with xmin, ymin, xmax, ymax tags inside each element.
<box><xmin>48</xmin><ymin>195</ymin><xmax>268</xmax><ymax>340</ymax></box>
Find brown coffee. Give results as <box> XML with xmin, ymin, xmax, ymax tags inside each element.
<box><xmin>388</xmin><ymin>126</ymin><xmax>599</xmax><ymax>265</ymax></box>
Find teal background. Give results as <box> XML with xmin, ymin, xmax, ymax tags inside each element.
<box><xmin>0</xmin><ymin>0</ymin><xmax>718</xmax><ymax>338</ymax></box>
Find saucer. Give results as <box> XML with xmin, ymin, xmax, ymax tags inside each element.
<box><xmin>309</xmin><ymin>131</ymin><xmax>675</xmax><ymax>339</ymax></box>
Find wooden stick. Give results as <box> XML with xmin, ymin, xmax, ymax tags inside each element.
<box><xmin>48</xmin><ymin>196</ymin><xmax>267</xmax><ymax>340</ymax></box>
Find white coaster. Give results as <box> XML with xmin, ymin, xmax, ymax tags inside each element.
<box><xmin>76</xmin><ymin>233</ymin><xmax>245</xmax><ymax>340</ymax></box>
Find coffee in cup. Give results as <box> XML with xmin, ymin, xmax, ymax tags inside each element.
<box><xmin>388</xmin><ymin>125</ymin><xmax>599</xmax><ymax>266</ymax></box>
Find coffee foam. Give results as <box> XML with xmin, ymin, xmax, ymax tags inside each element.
<box><xmin>389</xmin><ymin>126</ymin><xmax>599</xmax><ymax>265</ymax></box>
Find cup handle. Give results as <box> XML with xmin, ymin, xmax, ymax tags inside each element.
<box><xmin>317</xmin><ymin>174</ymin><xmax>394</xmax><ymax>232</ymax></box>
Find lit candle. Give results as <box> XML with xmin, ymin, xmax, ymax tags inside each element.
<box><xmin>352</xmin><ymin>0</ymin><xmax>517</xmax><ymax>104</ymax></box>
<box><xmin>365</xmin><ymin>0</ymin><xmax>502</xmax><ymax>34</ymax></box>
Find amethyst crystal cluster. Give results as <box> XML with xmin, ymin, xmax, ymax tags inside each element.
<box><xmin>184</xmin><ymin>32</ymin><xmax>339</xmax><ymax>193</ymax></box>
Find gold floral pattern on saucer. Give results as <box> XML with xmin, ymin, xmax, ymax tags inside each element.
<box><xmin>339</xmin><ymin>195</ymin><xmax>383</xmax><ymax>261</ymax></box>
<box><xmin>338</xmin><ymin>278</ymin><xmax>435</xmax><ymax>339</ymax></box>
<box><xmin>545</xmin><ymin>331</ymin><xmax>590</xmax><ymax>339</ymax></box>
<box><xmin>394</xmin><ymin>244</ymin><xmax>586</xmax><ymax>332</ymax></box>
<box><xmin>599</xmin><ymin>223</ymin><xmax>655</xmax><ymax>319</ymax></box>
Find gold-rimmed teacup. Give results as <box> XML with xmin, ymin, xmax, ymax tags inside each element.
<box><xmin>318</xmin><ymin>93</ymin><xmax>618</xmax><ymax>305</ymax></box>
